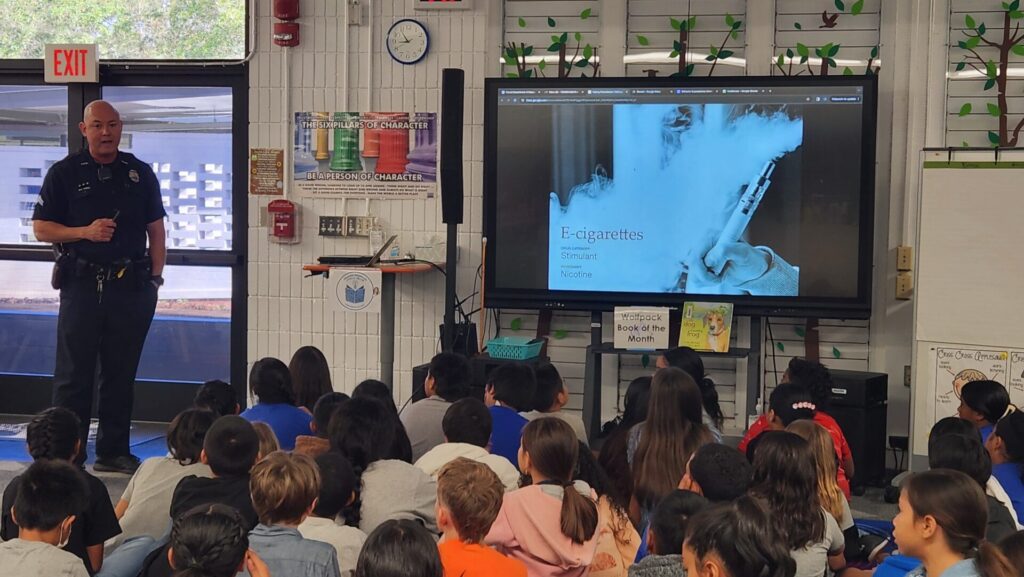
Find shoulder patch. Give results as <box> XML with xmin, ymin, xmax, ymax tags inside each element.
<box><xmin>128</xmin><ymin>169</ymin><xmax>140</xmax><ymax>183</ymax></box>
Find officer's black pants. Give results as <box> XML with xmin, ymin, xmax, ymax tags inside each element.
<box><xmin>52</xmin><ymin>277</ymin><xmax>158</xmax><ymax>461</ymax></box>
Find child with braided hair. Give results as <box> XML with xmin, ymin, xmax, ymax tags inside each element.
<box><xmin>1</xmin><ymin>408</ymin><xmax>121</xmax><ymax>574</ymax></box>
<box><xmin>168</xmin><ymin>504</ymin><xmax>270</xmax><ymax>577</ymax></box>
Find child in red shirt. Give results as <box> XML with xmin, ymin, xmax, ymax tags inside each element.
<box><xmin>739</xmin><ymin>359</ymin><xmax>854</xmax><ymax>499</ymax></box>
<box><xmin>436</xmin><ymin>458</ymin><xmax>527</xmax><ymax>577</ymax></box>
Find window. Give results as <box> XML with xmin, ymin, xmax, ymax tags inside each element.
<box><xmin>104</xmin><ymin>86</ymin><xmax>234</xmax><ymax>251</ymax></box>
<box><xmin>0</xmin><ymin>1</ymin><xmax>246</xmax><ymax>60</ymax></box>
<box><xmin>0</xmin><ymin>85</ymin><xmax>68</xmax><ymax>245</ymax></box>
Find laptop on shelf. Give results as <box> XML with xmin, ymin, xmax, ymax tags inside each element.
<box><xmin>318</xmin><ymin>234</ymin><xmax>398</xmax><ymax>267</ymax></box>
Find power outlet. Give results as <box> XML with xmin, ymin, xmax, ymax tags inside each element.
<box><xmin>345</xmin><ymin>216</ymin><xmax>375</xmax><ymax>237</ymax></box>
<box><xmin>897</xmin><ymin>246</ymin><xmax>913</xmax><ymax>271</ymax></box>
<box><xmin>318</xmin><ymin>216</ymin><xmax>346</xmax><ymax>237</ymax></box>
<box><xmin>904</xmin><ymin>365</ymin><xmax>912</xmax><ymax>388</ymax></box>
<box><xmin>896</xmin><ymin>271</ymin><xmax>913</xmax><ymax>300</ymax></box>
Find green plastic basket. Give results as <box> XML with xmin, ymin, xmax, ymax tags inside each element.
<box><xmin>485</xmin><ymin>336</ymin><xmax>544</xmax><ymax>360</ymax></box>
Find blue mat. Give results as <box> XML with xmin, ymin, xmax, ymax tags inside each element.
<box><xmin>0</xmin><ymin>421</ymin><xmax>167</xmax><ymax>464</ymax></box>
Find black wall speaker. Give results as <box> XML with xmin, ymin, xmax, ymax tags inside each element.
<box><xmin>440</xmin><ymin>68</ymin><xmax>464</xmax><ymax>225</ymax></box>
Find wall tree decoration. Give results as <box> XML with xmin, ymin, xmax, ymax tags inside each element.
<box><xmin>634</xmin><ymin>13</ymin><xmax>744</xmax><ymax>77</ymax></box>
<box><xmin>504</xmin><ymin>8</ymin><xmax>599</xmax><ymax>78</ymax></box>
<box><xmin>953</xmin><ymin>1</ymin><xmax>1024</xmax><ymax>147</ymax></box>
<box><xmin>774</xmin><ymin>0</ymin><xmax>879</xmax><ymax>77</ymax></box>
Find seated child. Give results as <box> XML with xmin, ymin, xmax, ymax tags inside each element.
<box><xmin>170</xmin><ymin>415</ymin><xmax>260</xmax><ymax>530</ymax></box>
<box><xmin>436</xmin><ymin>458</ymin><xmax>527</xmax><ymax>577</ymax></box>
<box><xmin>168</xmin><ymin>503</ymin><xmax>270</xmax><ymax>577</ymax></box>
<box><xmin>113</xmin><ymin>409</ymin><xmax>215</xmax><ymax>547</ymax></box>
<box><xmin>657</xmin><ymin>347</ymin><xmax>724</xmax><ymax>442</ymax></box>
<box><xmin>354</xmin><ymin>519</ymin><xmax>443</xmax><ymax>577</ymax></box>
<box><xmin>240</xmin><ymin>357</ymin><xmax>313</xmax><ymax>451</ymax></box>
<box><xmin>486</xmin><ymin>418</ymin><xmax>600</xmax><ymax>577</ymax></box>
<box><xmin>193</xmin><ymin>379</ymin><xmax>240</xmax><ymax>417</ymax></box>
<box><xmin>352</xmin><ymin>379</ymin><xmax>414</xmax><ymax>463</ymax></box>
<box><xmin>628</xmin><ymin>490</ymin><xmax>709</xmax><ymax>577</ymax></box>
<box><xmin>683</xmin><ymin>496</ymin><xmax>796</xmax><ymax>577</ymax></box>
<box><xmin>739</xmin><ymin>359</ymin><xmax>854</xmax><ymax>498</ymax></box>
<box><xmin>248</xmin><ymin>451</ymin><xmax>341</xmax><ymax>577</ymax></box>
<box><xmin>743</xmin><ymin>384</ymin><xmax>816</xmax><ymax>462</ymax></box>
<box><xmin>484</xmin><ymin>363</ymin><xmax>537</xmax><ymax>467</ymax></box>
<box><xmin>575</xmin><ymin>439</ymin><xmax>640</xmax><ymax>577</ymax></box>
<box><xmin>959</xmin><ymin>380</ymin><xmax>1012</xmax><ymax>442</ymax></box>
<box><xmin>0</xmin><ymin>459</ymin><xmax>90</xmax><ymax>576</ymax></box>
<box><xmin>415</xmin><ymin>398</ymin><xmax>521</xmax><ymax>491</ymax></box>
<box><xmin>1</xmin><ymin>408</ymin><xmax>120</xmax><ymax>574</ymax></box>
<box><xmin>749</xmin><ymin>432</ymin><xmax>844</xmax><ymax>577</ymax></box>
<box><xmin>299</xmin><ymin>453</ymin><xmax>368</xmax><ymax>577</ymax></box>
<box><xmin>295</xmin><ymin>392</ymin><xmax>349</xmax><ymax>458</ymax></box>
<box><xmin>521</xmin><ymin>364</ymin><xmax>589</xmax><ymax>444</ymax></box>
<box><xmin>251</xmin><ymin>421</ymin><xmax>280</xmax><ymax>461</ymax></box>
<box><xmin>930</xmin><ymin>432</ymin><xmax>1017</xmax><ymax>542</ymax></box>
<box><xmin>986</xmin><ymin>410</ymin><xmax>1024</xmax><ymax>523</ymax></box>
<box><xmin>894</xmin><ymin>470</ymin><xmax>1014</xmax><ymax>577</ymax></box>
<box><xmin>401</xmin><ymin>352</ymin><xmax>472</xmax><ymax>461</ymax></box>
<box><xmin>329</xmin><ymin>397</ymin><xmax>438</xmax><ymax>534</ymax></box>
<box><xmin>678</xmin><ymin>443</ymin><xmax>752</xmax><ymax>503</ymax></box>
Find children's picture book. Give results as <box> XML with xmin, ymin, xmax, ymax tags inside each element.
<box><xmin>679</xmin><ymin>302</ymin><xmax>735</xmax><ymax>353</ymax></box>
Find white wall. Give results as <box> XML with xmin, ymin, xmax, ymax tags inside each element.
<box><xmin>248</xmin><ymin>0</ymin><xmax>497</xmax><ymax>401</ymax></box>
<box><xmin>246</xmin><ymin>0</ymin><xmax>932</xmax><ymax>440</ymax></box>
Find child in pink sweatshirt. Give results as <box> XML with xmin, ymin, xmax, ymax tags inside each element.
<box><xmin>486</xmin><ymin>418</ymin><xmax>602</xmax><ymax>577</ymax></box>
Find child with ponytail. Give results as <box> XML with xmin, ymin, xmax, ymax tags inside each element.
<box><xmin>487</xmin><ymin>418</ymin><xmax>601</xmax><ymax>577</ymax></box>
<box><xmin>658</xmin><ymin>347</ymin><xmax>724</xmax><ymax>440</ymax></box>
<box><xmin>895</xmin><ymin>469</ymin><xmax>1015</xmax><ymax>577</ymax></box>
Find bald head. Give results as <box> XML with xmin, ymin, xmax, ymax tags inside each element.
<box><xmin>80</xmin><ymin>100</ymin><xmax>122</xmax><ymax>163</ymax></box>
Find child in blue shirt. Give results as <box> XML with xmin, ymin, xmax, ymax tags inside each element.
<box><xmin>241</xmin><ymin>357</ymin><xmax>313</xmax><ymax>451</ymax></box>
<box><xmin>484</xmin><ymin>363</ymin><xmax>536</xmax><ymax>467</ymax></box>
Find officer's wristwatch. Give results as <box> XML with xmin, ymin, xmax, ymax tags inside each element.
<box><xmin>151</xmin><ymin>275</ymin><xmax>164</xmax><ymax>289</ymax></box>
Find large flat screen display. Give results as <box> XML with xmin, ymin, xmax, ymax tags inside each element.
<box><xmin>483</xmin><ymin>76</ymin><xmax>876</xmax><ymax>317</ymax></box>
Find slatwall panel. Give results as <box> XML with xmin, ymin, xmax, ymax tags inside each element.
<box><xmin>945</xmin><ymin>1</ymin><xmax>1024</xmax><ymax>147</ymax></box>
<box><xmin>497</xmin><ymin>310</ymin><xmax>596</xmax><ymax>413</ymax></box>
<box><xmin>502</xmin><ymin>0</ymin><xmax>601</xmax><ymax>76</ymax></box>
<box><xmin>249</xmin><ymin>0</ymin><xmax>489</xmax><ymax>404</ymax></box>
<box><xmin>774</xmin><ymin>0</ymin><xmax>882</xmax><ymax>76</ymax></box>
<box><xmin>760</xmin><ymin>317</ymin><xmax>870</xmax><ymax>407</ymax></box>
<box><xmin>626</xmin><ymin>0</ymin><xmax>747</xmax><ymax>78</ymax></box>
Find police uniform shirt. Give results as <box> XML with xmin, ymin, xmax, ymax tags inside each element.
<box><xmin>32</xmin><ymin>149</ymin><xmax>166</xmax><ymax>264</ymax></box>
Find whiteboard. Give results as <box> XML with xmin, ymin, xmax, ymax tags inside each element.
<box><xmin>911</xmin><ymin>160</ymin><xmax>1024</xmax><ymax>459</ymax></box>
<box><xmin>916</xmin><ymin>166</ymin><xmax>1024</xmax><ymax>349</ymax></box>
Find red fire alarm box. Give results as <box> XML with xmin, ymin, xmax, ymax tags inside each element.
<box><xmin>273</xmin><ymin>22</ymin><xmax>300</xmax><ymax>47</ymax></box>
<box><xmin>268</xmin><ymin>199</ymin><xmax>300</xmax><ymax>244</ymax></box>
<box><xmin>274</xmin><ymin>0</ymin><xmax>300</xmax><ymax>20</ymax></box>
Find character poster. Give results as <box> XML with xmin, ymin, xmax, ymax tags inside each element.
<box><xmin>293</xmin><ymin>111</ymin><xmax>437</xmax><ymax>199</ymax></box>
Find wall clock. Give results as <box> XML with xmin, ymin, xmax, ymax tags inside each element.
<box><xmin>387</xmin><ymin>19</ymin><xmax>429</xmax><ymax>65</ymax></box>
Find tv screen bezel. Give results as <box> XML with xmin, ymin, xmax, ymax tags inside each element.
<box><xmin>482</xmin><ymin>75</ymin><xmax>877</xmax><ymax>319</ymax></box>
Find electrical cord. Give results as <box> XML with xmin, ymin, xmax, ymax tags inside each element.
<box><xmin>765</xmin><ymin>317</ymin><xmax>779</xmax><ymax>413</ymax></box>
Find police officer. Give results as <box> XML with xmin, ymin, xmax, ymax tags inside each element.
<box><xmin>32</xmin><ymin>100</ymin><xmax>166</xmax><ymax>474</ymax></box>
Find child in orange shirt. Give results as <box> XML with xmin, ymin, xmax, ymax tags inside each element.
<box><xmin>436</xmin><ymin>458</ymin><xmax>527</xmax><ymax>577</ymax></box>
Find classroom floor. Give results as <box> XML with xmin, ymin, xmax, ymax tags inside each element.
<box><xmin>0</xmin><ymin>414</ymin><xmax>899</xmax><ymax>521</ymax></box>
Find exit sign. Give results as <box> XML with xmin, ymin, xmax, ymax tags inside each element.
<box><xmin>44</xmin><ymin>44</ymin><xmax>98</xmax><ymax>83</ymax></box>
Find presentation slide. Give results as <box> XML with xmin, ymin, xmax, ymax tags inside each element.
<box><xmin>489</xmin><ymin>82</ymin><xmax>867</xmax><ymax>303</ymax></box>
<box><xmin>548</xmin><ymin>103</ymin><xmax>803</xmax><ymax>296</ymax></box>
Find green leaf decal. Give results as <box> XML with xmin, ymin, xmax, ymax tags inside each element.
<box><xmin>637</xmin><ymin>35</ymin><xmax>650</xmax><ymax>46</ymax></box>
<box><xmin>966</xmin><ymin>14</ymin><xmax>977</xmax><ymax>29</ymax></box>
<box><xmin>518</xmin><ymin>17</ymin><xmax>526</xmax><ymax>28</ymax></box>
<box><xmin>851</xmin><ymin>0</ymin><xmax>865</xmax><ymax>15</ymax></box>
<box><xmin>510</xmin><ymin>318</ymin><xmax>522</xmax><ymax>331</ymax></box>
<box><xmin>641</xmin><ymin>354</ymin><xmax>650</xmax><ymax>368</ymax></box>
<box><xmin>988</xmin><ymin>102</ymin><xmax>1002</xmax><ymax>117</ymax></box>
<box><xmin>580</xmin><ymin>8</ymin><xmax>592</xmax><ymax>19</ymax></box>
<box><xmin>989</xmin><ymin>131</ymin><xmax>1001</xmax><ymax>145</ymax></box>
<box><xmin>777</xmin><ymin>342</ymin><xmax>785</xmax><ymax>352</ymax></box>
<box><xmin>832</xmin><ymin>347</ymin><xmax>841</xmax><ymax>359</ymax></box>
<box><xmin>958</xmin><ymin>102</ymin><xmax>972</xmax><ymax>116</ymax></box>
<box><xmin>835</xmin><ymin>0</ymin><xmax>845</xmax><ymax>11</ymax></box>
<box><xmin>547</xmin><ymin>17</ymin><xmax>557</xmax><ymax>28</ymax></box>
<box><xmin>553</xmin><ymin>329</ymin><xmax>568</xmax><ymax>339</ymax></box>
